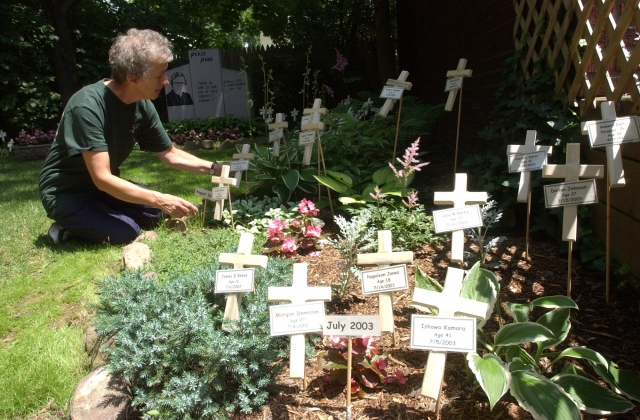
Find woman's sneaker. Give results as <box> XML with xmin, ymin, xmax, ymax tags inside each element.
<box><xmin>48</xmin><ymin>223</ymin><xmax>73</xmax><ymax>244</ymax></box>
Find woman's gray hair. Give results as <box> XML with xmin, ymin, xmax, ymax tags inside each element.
<box><xmin>109</xmin><ymin>28</ymin><xmax>173</xmax><ymax>82</ymax></box>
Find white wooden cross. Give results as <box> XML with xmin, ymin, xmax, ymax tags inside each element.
<box><xmin>0</xmin><ymin>130</ymin><xmax>6</xmax><ymax>144</ymax></box>
<box><xmin>268</xmin><ymin>113</ymin><xmax>288</xmax><ymax>156</ymax></box>
<box><xmin>542</xmin><ymin>143</ymin><xmax>604</xmax><ymax>241</ymax></box>
<box><xmin>219</xmin><ymin>232</ymin><xmax>268</xmax><ymax>330</ymax></box>
<box><xmin>290</xmin><ymin>108</ymin><xmax>299</xmax><ymax>122</ymax></box>
<box><xmin>357</xmin><ymin>230</ymin><xmax>413</xmax><ymax>337</ymax></box>
<box><xmin>259</xmin><ymin>106</ymin><xmax>266</xmax><ymax>119</ymax></box>
<box><xmin>232</xmin><ymin>144</ymin><xmax>254</xmax><ymax>183</ymax></box>
<box><xmin>581</xmin><ymin>101</ymin><xmax>625</xmax><ymax>187</ymax></box>
<box><xmin>300</xmin><ymin>98</ymin><xmax>326</xmax><ymax>165</ymax></box>
<box><xmin>211</xmin><ymin>164</ymin><xmax>239</xmax><ymax>220</ymax></box>
<box><xmin>8</xmin><ymin>139</ymin><xmax>14</xmax><ymax>152</ymax></box>
<box><xmin>433</xmin><ymin>173</ymin><xmax>488</xmax><ymax>264</ymax></box>
<box><xmin>268</xmin><ymin>263</ymin><xmax>332</xmax><ymax>378</ymax></box>
<box><xmin>19</xmin><ymin>129</ymin><xmax>26</xmax><ymax>136</ymax></box>
<box><xmin>411</xmin><ymin>267</ymin><xmax>489</xmax><ymax>400</ymax></box>
<box><xmin>444</xmin><ymin>59</ymin><xmax>473</xmax><ymax>112</ymax></box>
<box><xmin>507</xmin><ymin>130</ymin><xmax>553</xmax><ymax>203</ymax></box>
<box><xmin>361</xmin><ymin>98</ymin><xmax>373</xmax><ymax>117</ymax></box>
<box><xmin>379</xmin><ymin>71</ymin><xmax>412</xmax><ymax>117</ymax></box>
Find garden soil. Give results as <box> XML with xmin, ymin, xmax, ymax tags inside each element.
<box><xmin>228</xmin><ymin>146</ymin><xmax>640</xmax><ymax>420</ymax></box>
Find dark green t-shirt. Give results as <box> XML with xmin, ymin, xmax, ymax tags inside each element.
<box><xmin>39</xmin><ymin>80</ymin><xmax>172</xmax><ymax>218</ymax></box>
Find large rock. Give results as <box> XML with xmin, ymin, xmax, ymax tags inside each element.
<box><xmin>122</xmin><ymin>242</ymin><xmax>152</xmax><ymax>270</ymax></box>
<box><xmin>70</xmin><ymin>367</ymin><xmax>131</xmax><ymax>420</ymax></box>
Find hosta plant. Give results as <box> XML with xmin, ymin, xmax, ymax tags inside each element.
<box><xmin>467</xmin><ymin>296</ymin><xmax>639</xmax><ymax>419</ymax></box>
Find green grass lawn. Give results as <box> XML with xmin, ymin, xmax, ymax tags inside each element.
<box><xmin>0</xmin><ymin>148</ymin><xmax>239</xmax><ymax>419</ymax></box>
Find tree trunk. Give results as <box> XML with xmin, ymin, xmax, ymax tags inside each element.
<box><xmin>42</xmin><ymin>0</ymin><xmax>82</xmax><ymax>108</ymax></box>
<box><xmin>373</xmin><ymin>0</ymin><xmax>396</xmax><ymax>85</ymax></box>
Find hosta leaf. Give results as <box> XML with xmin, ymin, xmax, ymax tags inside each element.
<box><xmin>272</xmin><ymin>184</ymin><xmax>290</xmax><ymax>203</ymax></box>
<box><xmin>494</xmin><ymin>322</ymin><xmax>554</xmax><ymax>347</ymax></box>
<box><xmin>460</xmin><ymin>262</ymin><xmax>498</xmax><ymax>327</ymax></box>
<box><xmin>338</xmin><ymin>197</ymin><xmax>366</xmax><ymax>205</ymax></box>
<box><xmin>467</xmin><ymin>353</ymin><xmax>510</xmax><ymax>409</ymax></box>
<box><xmin>326</xmin><ymin>170</ymin><xmax>353</xmax><ymax>187</ymax></box>
<box><xmin>591</xmin><ymin>361</ymin><xmax>640</xmax><ymax>402</ymax></box>
<box><xmin>506</xmin><ymin>302</ymin><xmax>532</xmax><ymax>323</ymax></box>
<box><xmin>550</xmin><ymin>347</ymin><xmax>608</xmax><ymax>367</ymax></box>
<box><xmin>558</xmin><ymin>363</ymin><xmax>589</xmax><ymax>378</ymax></box>
<box><xmin>536</xmin><ymin>308</ymin><xmax>571</xmax><ymax>351</ymax></box>
<box><xmin>409</xmin><ymin>266</ymin><xmax>441</xmax><ymax>314</ymax></box>
<box><xmin>508</xmin><ymin>357</ymin><xmax>536</xmax><ymax>372</ymax></box>
<box><xmin>313</xmin><ymin>175</ymin><xmax>350</xmax><ymax>193</ymax></box>
<box><xmin>372</xmin><ymin>166</ymin><xmax>394</xmax><ymax>184</ymax></box>
<box><xmin>531</xmin><ymin>296</ymin><xmax>578</xmax><ymax>310</ymax></box>
<box><xmin>552</xmin><ymin>374</ymin><xmax>634</xmax><ymax>415</ymax></box>
<box><xmin>505</xmin><ymin>346</ymin><xmax>538</xmax><ymax>370</ymax></box>
<box><xmin>281</xmin><ymin>169</ymin><xmax>299</xmax><ymax>192</ymax></box>
<box><xmin>510</xmin><ymin>370</ymin><xmax>581</xmax><ymax>420</ymax></box>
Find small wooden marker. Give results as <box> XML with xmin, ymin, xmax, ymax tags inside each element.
<box><xmin>211</xmin><ymin>164</ymin><xmax>239</xmax><ymax>220</ymax></box>
<box><xmin>542</xmin><ymin>143</ymin><xmax>604</xmax><ymax>296</ymax></box>
<box><xmin>232</xmin><ymin>144</ymin><xmax>254</xmax><ymax>183</ymax></box>
<box><xmin>219</xmin><ymin>232</ymin><xmax>268</xmax><ymax>330</ymax></box>
<box><xmin>433</xmin><ymin>173</ymin><xmax>488</xmax><ymax>264</ymax></box>
<box><xmin>411</xmin><ymin>267</ymin><xmax>489</xmax><ymax>410</ymax></box>
<box><xmin>268</xmin><ymin>113</ymin><xmax>288</xmax><ymax>156</ymax></box>
<box><xmin>268</xmin><ymin>263</ymin><xmax>331</xmax><ymax>383</ymax></box>
<box><xmin>357</xmin><ymin>230</ymin><xmax>413</xmax><ymax>346</ymax></box>
<box><xmin>444</xmin><ymin>59</ymin><xmax>473</xmax><ymax>173</ymax></box>
<box><xmin>379</xmin><ymin>71</ymin><xmax>412</xmax><ymax>161</ymax></box>
<box><xmin>290</xmin><ymin>108</ymin><xmax>299</xmax><ymax>122</ymax></box>
<box><xmin>0</xmin><ymin>130</ymin><xmax>6</xmax><ymax>144</ymax></box>
<box><xmin>507</xmin><ymin>130</ymin><xmax>553</xmax><ymax>260</ymax></box>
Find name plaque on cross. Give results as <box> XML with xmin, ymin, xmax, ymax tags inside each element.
<box><xmin>269</xmin><ymin>127</ymin><xmax>284</xmax><ymax>142</ymax></box>
<box><xmin>587</xmin><ymin>116</ymin><xmax>640</xmax><ymax>148</ymax></box>
<box><xmin>215</xmin><ymin>268</ymin><xmax>255</xmax><ymax>293</ymax></box>
<box><xmin>410</xmin><ymin>315</ymin><xmax>477</xmax><ymax>353</ymax></box>
<box><xmin>298</xmin><ymin>130</ymin><xmax>316</xmax><ymax>146</ymax></box>
<box><xmin>300</xmin><ymin>115</ymin><xmax>311</xmax><ymax>125</ymax></box>
<box><xmin>361</xmin><ymin>264</ymin><xmax>408</xmax><ymax>295</ymax></box>
<box><xmin>433</xmin><ymin>205</ymin><xmax>483</xmax><ymax>233</ymax></box>
<box><xmin>269</xmin><ymin>302</ymin><xmax>326</xmax><ymax>336</ymax></box>
<box><xmin>229</xmin><ymin>160</ymin><xmax>249</xmax><ymax>172</ymax></box>
<box><xmin>323</xmin><ymin>315</ymin><xmax>382</xmax><ymax>337</ymax></box>
<box><xmin>445</xmin><ymin>76</ymin><xmax>464</xmax><ymax>92</ymax></box>
<box><xmin>195</xmin><ymin>187</ymin><xmax>214</xmax><ymax>201</ymax></box>
<box><xmin>544</xmin><ymin>180</ymin><xmax>598</xmax><ymax>208</ymax></box>
<box><xmin>380</xmin><ymin>86</ymin><xmax>404</xmax><ymax>99</ymax></box>
<box><xmin>508</xmin><ymin>151</ymin><xmax>548</xmax><ymax>173</ymax></box>
<box><xmin>211</xmin><ymin>186</ymin><xmax>228</xmax><ymax>200</ymax></box>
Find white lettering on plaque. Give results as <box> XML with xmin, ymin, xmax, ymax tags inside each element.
<box><xmin>269</xmin><ymin>127</ymin><xmax>284</xmax><ymax>142</ymax></box>
<box><xmin>215</xmin><ymin>268</ymin><xmax>255</xmax><ymax>293</ymax></box>
<box><xmin>543</xmin><ymin>180</ymin><xmax>598</xmax><ymax>208</ymax></box>
<box><xmin>323</xmin><ymin>315</ymin><xmax>382</xmax><ymax>337</ymax></box>
<box><xmin>410</xmin><ymin>315</ymin><xmax>476</xmax><ymax>352</ymax></box>
<box><xmin>298</xmin><ymin>130</ymin><xmax>316</xmax><ymax>146</ymax></box>
<box><xmin>211</xmin><ymin>186</ymin><xmax>228</xmax><ymax>200</ymax></box>
<box><xmin>508</xmin><ymin>151</ymin><xmax>548</xmax><ymax>173</ymax></box>
<box><xmin>230</xmin><ymin>160</ymin><xmax>249</xmax><ymax>172</ymax></box>
<box><xmin>433</xmin><ymin>205</ymin><xmax>483</xmax><ymax>233</ymax></box>
<box><xmin>445</xmin><ymin>76</ymin><xmax>464</xmax><ymax>92</ymax></box>
<box><xmin>588</xmin><ymin>117</ymin><xmax>640</xmax><ymax>148</ymax></box>
<box><xmin>361</xmin><ymin>264</ymin><xmax>408</xmax><ymax>295</ymax></box>
<box><xmin>380</xmin><ymin>86</ymin><xmax>404</xmax><ymax>99</ymax></box>
<box><xmin>269</xmin><ymin>302</ymin><xmax>326</xmax><ymax>336</ymax></box>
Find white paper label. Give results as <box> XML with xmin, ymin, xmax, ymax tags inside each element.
<box><xmin>587</xmin><ymin>116</ymin><xmax>640</xmax><ymax>148</ymax></box>
<box><xmin>508</xmin><ymin>151</ymin><xmax>547</xmax><ymax>173</ymax></box>
<box><xmin>269</xmin><ymin>302</ymin><xmax>325</xmax><ymax>336</ymax></box>
<box><xmin>445</xmin><ymin>76</ymin><xmax>464</xmax><ymax>92</ymax></box>
<box><xmin>269</xmin><ymin>127</ymin><xmax>284</xmax><ymax>142</ymax></box>
<box><xmin>543</xmin><ymin>180</ymin><xmax>598</xmax><ymax>208</ymax></box>
<box><xmin>380</xmin><ymin>86</ymin><xmax>404</xmax><ymax>99</ymax></box>
<box><xmin>230</xmin><ymin>160</ymin><xmax>249</xmax><ymax>172</ymax></box>
<box><xmin>214</xmin><ymin>268</ymin><xmax>255</xmax><ymax>293</ymax></box>
<box><xmin>211</xmin><ymin>186</ymin><xmax>228</xmax><ymax>200</ymax></box>
<box><xmin>300</xmin><ymin>115</ymin><xmax>311</xmax><ymax>125</ymax></box>
<box><xmin>433</xmin><ymin>205</ymin><xmax>483</xmax><ymax>233</ymax></box>
<box><xmin>410</xmin><ymin>315</ymin><xmax>476</xmax><ymax>352</ymax></box>
<box><xmin>195</xmin><ymin>187</ymin><xmax>214</xmax><ymax>201</ymax></box>
<box><xmin>323</xmin><ymin>315</ymin><xmax>381</xmax><ymax>337</ymax></box>
<box><xmin>361</xmin><ymin>265</ymin><xmax>408</xmax><ymax>295</ymax></box>
<box><xmin>298</xmin><ymin>130</ymin><xmax>316</xmax><ymax>146</ymax></box>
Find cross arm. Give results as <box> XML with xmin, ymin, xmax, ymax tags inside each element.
<box><xmin>267</xmin><ymin>287</ymin><xmax>332</xmax><ymax>303</ymax></box>
<box><xmin>268</xmin><ymin>122</ymin><xmax>288</xmax><ymax>129</ymax></box>
<box><xmin>506</xmin><ymin>145</ymin><xmax>553</xmax><ymax>155</ymax></box>
<box><xmin>219</xmin><ymin>253</ymin><xmax>268</xmax><ymax>268</ymax></box>
<box><xmin>446</xmin><ymin>69</ymin><xmax>473</xmax><ymax>78</ymax></box>
<box><xmin>357</xmin><ymin>252</ymin><xmax>413</xmax><ymax>266</ymax></box>
<box><xmin>386</xmin><ymin>79</ymin><xmax>412</xmax><ymax>90</ymax></box>
<box><xmin>412</xmin><ymin>288</ymin><xmax>488</xmax><ymax>319</ymax></box>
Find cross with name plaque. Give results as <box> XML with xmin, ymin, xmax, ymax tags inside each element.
<box><xmin>445</xmin><ymin>59</ymin><xmax>473</xmax><ymax>173</ymax></box>
<box><xmin>219</xmin><ymin>232</ymin><xmax>268</xmax><ymax>330</ymax></box>
<box><xmin>433</xmin><ymin>173</ymin><xmax>488</xmax><ymax>264</ymax></box>
<box><xmin>0</xmin><ymin>130</ymin><xmax>6</xmax><ymax>145</ymax></box>
<box><xmin>268</xmin><ymin>263</ymin><xmax>331</xmax><ymax>379</ymax></box>
<box><xmin>357</xmin><ymin>230</ymin><xmax>413</xmax><ymax>343</ymax></box>
<box><xmin>411</xmin><ymin>267</ymin><xmax>489</xmax><ymax>403</ymax></box>
<box><xmin>232</xmin><ymin>144</ymin><xmax>254</xmax><ymax>184</ymax></box>
<box><xmin>268</xmin><ymin>113</ymin><xmax>288</xmax><ymax>156</ymax></box>
<box><xmin>290</xmin><ymin>108</ymin><xmax>299</xmax><ymax>122</ymax></box>
<box><xmin>300</xmin><ymin>98</ymin><xmax>326</xmax><ymax>165</ymax></box>
<box><xmin>211</xmin><ymin>164</ymin><xmax>239</xmax><ymax>220</ymax></box>
<box><xmin>379</xmin><ymin>71</ymin><xmax>412</xmax><ymax>117</ymax></box>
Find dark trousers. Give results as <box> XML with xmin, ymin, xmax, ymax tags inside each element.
<box><xmin>53</xmin><ymin>190</ymin><xmax>162</xmax><ymax>245</ymax></box>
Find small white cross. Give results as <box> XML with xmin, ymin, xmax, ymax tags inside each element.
<box><xmin>269</xmin><ymin>113</ymin><xmax>288</xmax><ymax>156</ymax></box>
<box><xmin>19</xmin><ymin>129</ymin><xmax>26</xmax><ymax>137</ymax></box>
<box><xmin>0</xmin><ymin>130</ymin><xmax>6</xmax><ymax>142</ymax></box>
<box><xmin>8</xmin><ymin>139</ymin><xmax>14</xmax><ymax>152</ymax></box>
<box><xmin>259</xmin><ymin>106</ymin><xmax>266</xmax><ymax>118</ymax></box>
<box><xmin>444</xmin><ymin>59</ymin><xmax>473</xmax><ymax>112</ymax></box>
<box><xmin>506</xmin><ymin>130</ymin><xmax>553</xmax><ymax>203</ymax></box>
<box><xmin>233</xmin><ymin>144</ymin><xmax>254</xmax><ymax>183</ymax></box>
<box><xmin>265</xmin><ymin>117</ymin><xmax>273</xmax><ymax>124</ymax></box>
<box><xmin>211</xmin><ymin>165</ymin><xmax>240</xmax><ymax>220</ymax></box>
<box><xmin>290</xmin><ymin>108</ymin><xmax>299</xmax><ymax>121</ymax></box>
<box><xmin>266</xmin><ymin>107</ymin><xmax>274</xmax><ymax>118</ymax></box>
<box><xmin>362</xmin><ymin>98</ymin><xmax>373</xmax><ymax>116</ymax></box>
<box><xmin>300</xmin><ymin>98</ymin><xmax>326</xmax><ymax>165</ymax></box>
<box><xmin>379</xmin><ymin>71</ymin><xmax>412</xmax><ymax>117</ymax></box>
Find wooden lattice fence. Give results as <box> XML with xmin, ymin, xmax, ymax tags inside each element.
<box><xmin>514</xmin><ymin>0</ymin><xmax>640</xmax><ymax>111</ymax></box>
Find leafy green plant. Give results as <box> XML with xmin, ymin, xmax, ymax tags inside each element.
<box><xmin>163</xmin><ymin>115</ymin><xmax>257</xmax><ymax>140</ymax></box>
<box><xmin>93</xmin><ymin>256</ymin><xmax>295</xmax><ymax>419</ymax></box>
<box><xmin>464</xmin><ymin>200</ymin><xmax>507</xmax><ymax>268</ymax></box>
<box><xmin>219</xmin><ymin>195</ymin><xmax>285</xmax><ymax>231</ymax></box>
<box><xmin>262</xmin><ymin>199</ymin><xmax>324</xmax><ymax>256</ymax></box>
<box><xmin>320</xmin><ymin>210</ymin><xmax>376</xmax><ymax>297</ymax></box>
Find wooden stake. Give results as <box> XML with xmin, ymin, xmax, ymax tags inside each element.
<box><xmin>202</xmin><ymin>199</ymin><xmax>207</xmax><ymax>226</ymax></box>
<box><xmin>346</xmin><ymin>337</ymin><xmax>353</xmax><ymax>420</ymax></box>
<box><xmin>567</xmin><ymin>240</ymin><xmax>573</xmax><ymax>297</ymax></box>
<box><xmin>317</xmin><ymin>137</ymin><xmax>335</xmax><ymax>218</ymax></box>
<box><xmin>606</xmin><ymin>172</ymin><xmax>611</xmax><ymax>303</ymax></box>
<box><xmin>392</xmin><ymin>96</ymin><xmax>403</xmax><ymax>162</ymax></box>
<box><xmin>453</xmin><ymin>86</ymin><xmax>463</xmax><ymax>174</ymax></box>
<box><xmin>525</xmin><ymin>189</ymin><xmax>531</xmax><ymax>261</ymax></box>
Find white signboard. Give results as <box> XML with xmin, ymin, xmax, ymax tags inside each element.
<box><xmin>269</xmin><ymin>127</ymin><xmax>284</xmax><ymax>142</ymax></box>
<box><xmin>165</xmin><ymin>64</ymin><xmax>196</xmax><ymax>121</ymax></box>
<box><xmin>445</xmin><ymin>76</ymin><xmax>464</xmax><ymax>92</ymax></box>
<box><xmin>211</xmin><ymin>186</ymin><xmax>228</xmax><ymax>200</ymax></box>
<box><xmin>221</xmin><ymin>68</ymin><xmax>248</xmax><ymax>118</ymax></box>
<box><xmin>323</xmin><ymin>315</ymin><xmax>382</xmax><ymax>337</ymax></box>
<box><xmin>230</xmin><ymin>160</ymin><xmax>249</xmax><ymax>172</ymax></box>
<box><xmin>361</xmin><ymin>265</ymin><xmax>409</xmax><ymax>295</ymax></box>
<box><xmin>508</xmin><ymin>151</ymin><xmax>548</xmax><ymax>173</ymax></box>
<box><xmin>410</xmin><ymin>315</ymin><xmax>477</xmax><ymax>353</ymax></box>
<box><xmin>195</xmin><ymin>187</ymin><xmax>215</xmax><ymax>201</ymax></box>
<box><xmin>380</xmin><ymin>86</ymin><xmax>404</xmax><ymax>99</ymax></box>
<box><xmin>543</xmin><ymin>180</ymin><xmax>598</xmax><ymax>208</ymax></box>
<box><xmin>189</xmin><ymin>49</ymin><xmax>225</xmax><ymax>119</ymax></box>
<box><xmin>298</xmin><ymin>130</ymin><xmax>316</xmax><ymax>146</ymax></box>
<box><xmin>587</xmin><ymin>116</ymin><xmax>640</xmax><ymax>148</ymax></box>
<box><xmin>269</xmin><ymin>302</ymin><xmax>326</xmax><ymax>336</ymax></box>
<box><xmin>433</xmin><ymin>205</ymin><xmax>483</xmax><ymax>233</ymax></box>
<box><xmin>300</xmin><ymin>115</ymin><xmax>311</xmax><ymax>125</ymax></box>
<box><xmin>214</xmin><ymin>268</ymin><xmax>255</xmax><ymax>293</ymax></box>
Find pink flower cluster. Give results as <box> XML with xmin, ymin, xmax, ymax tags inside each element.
<box><xmin>15</xmin><ymin>129</ymin><xmax>56</xmax><ymax>146</ymax></box>
<box><xmin>264</xmin><ymin>199</ymin><xmax>323</xmax><ymax>256</ymax></box>
<box><xmin>331</xmin><ymin>49</ymin><xmax>348</xmax><ymax>73</ymax></box>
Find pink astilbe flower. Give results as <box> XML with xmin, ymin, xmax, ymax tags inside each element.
<box><xmin>331</xmin><ymin>49</ymin><xmax>348</xmax><ymax>72</ymax></box>
<box><xmin>402</xmin><ymin>190</ymin><xmax>419</xmax><ymax>209</ymax></box>
<box><xmin>370</xmin><ymin>185</ymin><xmax>388</xmax><ymax>201</ymax></box>
<box><xmin>282</xmin><ymin>237</ymin><xmax>297</xmax><ymax>253</ymax></box>
<box><xmin>389</xmin><ymin>137</ymin><xmax>430</xmax><ymax>188</ymax></box>
<box><xmin>323</xmin><ymin>84</ymin><xmax>335</xmax><ymax>98</ymax></box>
